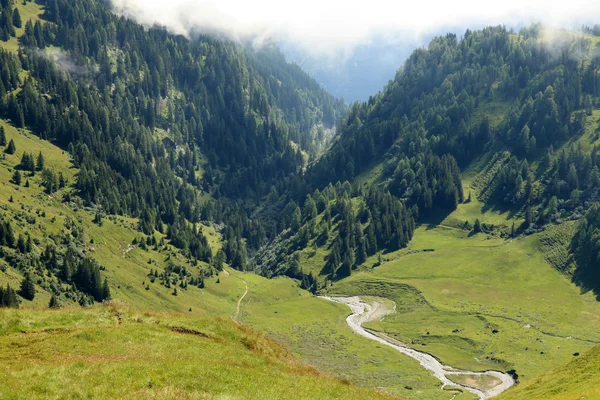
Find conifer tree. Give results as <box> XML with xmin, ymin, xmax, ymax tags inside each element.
<box><xmin>0</xmin><ymin>126</ymin><xmax>6</xmax><ymax>146</ymax></box>
<box><xmin>102</xmin><ymin>278</ymin><xmax>110</xmax><ymax>301</ymax></box>
<box><xmin>473</xmin><ymin>218</ymin><xmax>482</xmax><ymax>233</ymax></box>
<box><xmin>1</xmin><ymin>284</ymin><xmax>19</xmax><ymax>308</ymax></box>
<box><xmin>12</xmin><ymin>8</ymin><xmax>21</xmax><ymax>28</ymax></box>
<box><xmin>36</xmin><ymin>151</ymin><xmax>44</xmax><ymax>171</ymax></box>
<box><xmin>5</xmin><ymin>138</ymin><xmax>15</xmax><ymax>154</ymax></box>
<box><xmin>12</xmin><ymin>170</ymin><xmax>21</xmax><ymax>185</ymax></box>
<box><xmin>48</xmin><ymin>294</ymin><xmax>60</xmax><ymax>308</ymax></box>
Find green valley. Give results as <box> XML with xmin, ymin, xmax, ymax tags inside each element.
<box><xmin>2</xmin><ymin>0</ymin><xmax>600</xmax><ymax>399</ymax></box>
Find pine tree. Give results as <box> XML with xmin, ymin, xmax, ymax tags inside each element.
<box><xmin>36</xmin><ymin>151</ymin><xmax>44</xmax><ymax>171</ymax></box>
<box><xmin>525</xmin><ymin>205</ymin><xmax>533</xmax><ymax>228</ymax></box>
<box><xmin>473</xmin><ymin>218</ymin><xmax>482</xmax><ymax>233</ymax></box>
<box><xmin>12</xmin><ymin>170</ymin><xmax>21</xmax><ymax>185</ymax></box>
<box><xmin>0</xmin><ymin>126</ymin><xmax>6</xmax><ymax>146</ymax></box>
<box><xmin>290</xmin><ymin>206</ymin><xmax>301</xmax><ymax>231</ymax></box>
<box><xmin>101</xmin><ymin>278</ymin><xmax>110</xmax><ymax>301</ymax></box>
<box><xmin>5</xmin><ymin>139</ymin><xmax>16</xmax><ymax>154</ymax></box>
<box><xmin>1</xmin><ymin>284</ymin><xmax>19</xmax><ymax>308</ymax></box>
<box><xmin>48</xmin><ymin>294</ymin><xmax>60</xmax><ymax>308</ymax></box>
<box><xmin>12</xmin><ymin>8</ymin><xmax>22</xmax><ymax>28</ymax></box>
<box><xmin>19</xmin><ymin>274</ymin><xmax>35</xmax><ymax>301</ymax></box>
<box><xmin>303</xmin><ymin>195</ymin><xmax>317</xmax><ymax>222</ymax></box>
<box><xmin>17</xmin><ymin>234</ymin><xmax>26</xmax><ymax>253</ymax></box>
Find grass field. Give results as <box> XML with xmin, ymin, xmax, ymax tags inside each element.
<box><xmin>0</xmin><ymin>304</ymin><xmax>398</xmax><ymax>400</ymax></box>
<box><xmin>237</xmin><ymin>273</ymin><xmax>452</xmax><ymax>400</ymax></box>
<box><xmin>498</xmin><ymin>344</ymin><xmax>600</xmax><ymax>400</ymax></box>
<box><xmin>324</xmin><ymin>217</ymin><xmax>600</xmax><ymax>385</ymax></box>
<box><xmin>3</xmin><ymin>115</ymin><xmax>599</xmax><ymax>398</ymax></box>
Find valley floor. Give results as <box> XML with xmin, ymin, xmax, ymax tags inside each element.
<box><xmin>235</xmin><ymin>199</ymin><xmax>600</xmax><ymax>399</ymax></box>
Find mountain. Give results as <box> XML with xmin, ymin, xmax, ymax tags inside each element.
<box><xmin>251</xmin><ymin>25</ymin><xmax>600</xmax><ymax>398</ymax></box>
<box><xmin>3</xmin><ymin>0</ymin><xmax>600</xmax><ymax>398</ymax></box>
<box><xmin>0</xmin><ymin>0</ymin><xmax>348</xmax><ymax>302</ymax></box>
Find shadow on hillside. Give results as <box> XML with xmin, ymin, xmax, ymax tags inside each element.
<box><xmin>571</xmin><ymin>269</ymin><xmax>600</xmax><ymax>301</ymax></box>
<box><xmin>480</xmin><ymin>200</ymin><xmax>520</xmax><ymax>220</ymax></box>
<box><xmin>421</xmin><ymin>208</ymin><xmax>454</xmax><ymax>230</ymax></box>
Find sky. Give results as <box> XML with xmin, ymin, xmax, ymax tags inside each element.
<box><xmin>112</xmin><ymin>0</ymin><xmax>600</xmax><ymax>55</ymax></box>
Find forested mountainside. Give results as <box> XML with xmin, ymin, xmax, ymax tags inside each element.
<box><xmin>310</xmin><ymin>26</ymin><xmax>599</xmax><ymax>216</ymax></box>
<box><xmin>255</xmin><ymin>25</ymin><xmax>600</xmax><ymax>283</ymax></box>
<box><xmin>4</xmin><ymin>0</ymin><xmax>600</xmax><ymax>397</ymax></box>
<box><xmin>0</xmin><ymin>0</ymin><xmax>344</xmax><ymax>305</ymax></box>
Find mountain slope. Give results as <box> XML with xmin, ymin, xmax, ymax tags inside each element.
<box><xmin>0</xmin><ymin>304</ymin><xmax>397</xmax><ymax>400</ymax></box>
<box><xmin>309</xmin><ymin>27</ymin><xmax>600</xmax><ymax>227</ymax></box>
<box><xmin>498</xmin><ymin>344</ymin><xmax>600</xmax><ymax>400</ymax></box>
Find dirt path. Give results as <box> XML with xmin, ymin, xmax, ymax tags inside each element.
<box><xmin>321</xmin><ymin>296</ymin><xmax>514</xmax><ymax>399</ymax></box>
<box><xmin>231</xmin><ymin>278</ymin><xmax>248</xmax><ymax>324</ymax></box>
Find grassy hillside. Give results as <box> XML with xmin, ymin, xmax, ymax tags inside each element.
<box><xmin>498</xmin><ymin>344</ymin><xmax>600</xmax><ymax>400</ymax></box>
<box><xmin>322</xmin><ymin>200</ymin><xmax>600</xmax><ymax>385</ymax></box>
<box><xmin>0</xmin><ymin>119</ymin><xmax>244</xmax><ymax>315</ymax></box>
<box><xmin>238</xmin><ymin>274</ymin><xmax>450</xmax><ymax>399</ymax></box>
<box><xmin>2</xmin><ymin>10</ymin><xmax>600</xmax><ymax>400</ymax></box>
<box><xmin>0</xmin><ymin>303</ymin><xmax>397</xmax><ymax>400</ymax></box>
<box><xmin>0</xmin><ymin>120</ymin><xmax>424</xmax><ymax>399</ymax></box>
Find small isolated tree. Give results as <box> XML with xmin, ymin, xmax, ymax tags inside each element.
<box><xmin>19</xmin><ymin>274</ymin><xmax>35</xmax><ymax>301</ymax></box>
<box><xmin>48</xmin><ymin>294</ymin><xmax>60</xmax><ymax>308</ymax></box>
<box><xmin>12</xmin><ymin>170</ymin><xmax>21</xmax><ymax>185</ymax></box>
<box><xmin>6</xmin><ymin>139</ymin><xmax>16</xmax><ymax>154</ymax></box>
<box><xmin>0</xmin><ymin>126</ymin><xmax>6</xmax><ymax>146</ymax></box>
<box><xmin>21</xmin><ymin>152</ymin><xmax>35</xmax><ymax>173</ymax></box>
<box><xmin>172</xmin><ymin>287</ymin><xmax>178</xmax><ymax>296</ymax></box>
<box><xmin>473</xmin><ymin>218</ymin><xmax>482</xmax><ymax>233</ymax></box>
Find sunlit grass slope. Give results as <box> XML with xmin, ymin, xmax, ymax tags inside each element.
<box><xmin>0</xmin><ymin>303</ymin><xmax>397</xmax><ymax>400</ymax></box>
<box><xmin>498</xmin><ymin>344</ymin><xmax>600</xmax><ymax>400</ymax></box>
<box><xmin>326</xmin><ymin>220</ymin><xmax>600</xmax><ymax>384</ymax></box>
<box><xmin>238</xmin><ymin>273</ymin><xmax>451</xmax><ymax>400</ymax></box>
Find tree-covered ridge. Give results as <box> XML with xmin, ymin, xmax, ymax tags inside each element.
<box><xmin>308</xmin><ymin>26</ymin><xmax>600</xmax><ymax>230</ymax></box>
<box><xmin>0</xmin><ymin>0</ymin><xmax>345</xmax><ymax>272</ymax></box>
<box><xmin>254</xmin><ymin>182</ymin><xmax>415</xmax><ymax>283</ymax></box>
<box><xmin>0</xmin><ymin>211</ymin><xmax>110</xmax><ymax>305</ymax></box>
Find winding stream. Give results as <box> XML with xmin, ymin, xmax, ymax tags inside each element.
<box><xmin>321</xmin><ymin>296</ymin><xmax>515</xmax><ymax>399</ymax></box>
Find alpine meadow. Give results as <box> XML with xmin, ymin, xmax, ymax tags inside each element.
<box><xmin>2</xmin><ymin>0</ymin><xmax>600</xmax><ymax>399</ymax></box>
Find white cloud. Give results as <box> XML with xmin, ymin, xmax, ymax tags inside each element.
<box><xmin>111</xmin><ymin>0</ymin><xmax>600</xmax><ymax>55</ymax></box>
